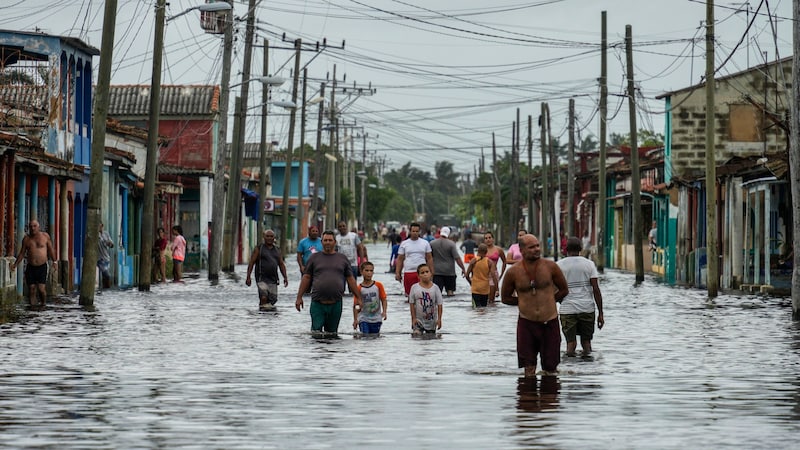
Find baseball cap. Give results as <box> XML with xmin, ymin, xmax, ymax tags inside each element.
<box><xmin>440</xmin><ymin>226</ymin><xmax>451</xmax><ymax>238</ymax></box>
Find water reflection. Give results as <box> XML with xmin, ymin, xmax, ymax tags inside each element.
<box><xmin>516</xmin><ymin>375</ymin><xmax>560</xmax><ymax>413</ymax></box>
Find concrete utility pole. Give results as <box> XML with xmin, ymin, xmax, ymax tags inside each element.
<box><xmin>138</xmin><ymin>0</ymin><xmax>166</xmax><ymax>292</ymax></box>
<box><xmin>540</xmin><ymin>103</ymin><xmax>550</xmax><ymax>257</ymax></box>
<box><xmin>223</xmin><ymin>0</ymin><xmax>258</xmax><ymax>271</ymax></box>
<box><xmin>626</xmin><ymin>25</ymin><xmax>644</xmax><ymax>284</ymax></box>
<box><xmin>79</xmin><ymin>0</ymin><xmax>118</xmax><ymax>307</ymax></box>
<box><xmin>327</xmin><ymin>65</ymin><xmax>338</xmax><ymax>231</ymax></box>
<box><xmin>705</xmin><ymin>0</ymin><xmax>719</xmax><ymax>297</ymax></box>
<box><xmin>208</xmin><ymin>0</ymin><xmax>233</xmax><ymax>281</ymax></box>
<box><xmin>598</xmin><ymin>10</ymin><xmax>608</xmax><ymax>272</ymax></box>
<box><xmin>280</xmin><ymin>39</ymin><xmax>302</xmax><ymax>258</ymax></box>
<box><xmin>790</xmin><ymin>0</ymin><xmax>800</xmax><ymax>320</ymax></box>
<box><xmin>257</xmin><ymin>39</ymin><xmax>270</xmax><ymax>240</ymax></box>
<box><xmin>567</xmin><ymin>98</ymin><xmax>575</xmax><ymax>238</ymax></box>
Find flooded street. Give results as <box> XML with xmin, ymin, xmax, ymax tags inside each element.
<box><xmin>2</xmin><ymin>242</ymin><xmax>799</xmax><ymax>449</ymax></box>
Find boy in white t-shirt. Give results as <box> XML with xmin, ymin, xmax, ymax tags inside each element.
<box><xmin>556</xmin><ymin>237</ymin><xmax>605</xmax><ymax>356</ymax></box>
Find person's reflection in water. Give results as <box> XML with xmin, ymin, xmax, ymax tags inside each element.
<box><xmin>516</xmin><ymin>375</ymin><xmax>561</xmax><ymax>413</ymax></box>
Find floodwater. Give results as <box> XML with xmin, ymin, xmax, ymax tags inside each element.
<box><xmin>1</xmin><ymin>242</ymin><xmax>799</xmax><ymax>449</ymax></box>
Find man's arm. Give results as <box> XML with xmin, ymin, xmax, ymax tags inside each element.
<box><xmin>590</xmin><ymin>277</ymin><xmax>604</xmax><ymax>329</ymax></box>
<box><xmin>425</xmin><ymin>252</ymin><xmax>434</xmax><ymax>277</ymax></box>
<box><xmin>357</xmin><ymin>243</ymin><xmax>368</xmax><ymax>261</ymax></box>
<box><xmin>500</xmin><ymin>266</ymin><xmax>518</xmax><ymax>305</ymax></box>
<box><xmin>295</xmin><ymin>274</ymin><xmax>312</xmax><ymax>311</ymax></box>
<box><xmin>296</xmin><ymin>251</ymin><xmax>305</xmax><ymax>274</ymax></box>
<box><xmin>278</xmin><ymin>256</ymin><xmax>289</xmax><ymax>287</ymax></box>
<box><xmin>10</xmin><ymin>237</ymin><xmax>28</xmax><ymax>270</ymax></box>
<box><xmin>245</xmin><ymin>247</ymin><xmax>259</xmax><ymax>286</ymax></box>
<box><xmin>395</xmin><ymin>254</ymin><xmax>406</xmax><ymax>281</ymax></box>
<box><xmin>552</xmin><ymin>263</ymin><xmax>569</xmax><ymax>303</ymax></box>
<box><xmin>346</xmin><ymin>275</ymin><xmax>361</xmax><ymax>308</ymax></box>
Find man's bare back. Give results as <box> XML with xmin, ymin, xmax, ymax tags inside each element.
<box><xmin>501</xmin><ymin>235</ymin><xmax>567</xmax><ymax>322</ymax></box>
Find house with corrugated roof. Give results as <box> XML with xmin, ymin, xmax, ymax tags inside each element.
<box><xmin>0</xmin><ymin>29</ymin><xmax>98</xmax><ymax>300</ymax></box>
<box><xmin>657</xmin><ymin>57</ymin><xmax>792</xmax><ymax>293</ymax></box>
<box><xmin>108</xmin><ymin>84</ymin><xmax>221</xmax><ymax>270</ymax></box>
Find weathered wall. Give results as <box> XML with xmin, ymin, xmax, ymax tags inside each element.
<box><xmin>668</xmin><ymin>60</ymin><xmax>792</xmax><ymax>180</ymax></box>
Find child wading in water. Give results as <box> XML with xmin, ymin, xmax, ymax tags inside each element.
<box><xmin>465</xmin><ymin>243</ymin><xmax>498</xmax><ymax>308</ymax></box>
<box><xmin>352</xmin><ymin>261</ymin><xmax>388</xmax><ymax>335</ymax></box>
<box><xmin>407</xmin><ymin>263</ymin><xmax>443</xmax><ymax>334</ymax></box>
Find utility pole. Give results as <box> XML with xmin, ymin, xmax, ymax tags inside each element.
<box><xmin>598</xmin><ymin>10</ymin><xmax>608</xmax><ymax>272</ymax></box>
<box><xmin>567</xmin><ymin>98</ymin><xmax>575</xmax><ymax>238</ymax></box>
<box><xmin>509</xmin><ymin>109</ymin><xmax>520</xmax><ymax>240</ymax></box>
<box><xmin>360</xmin><ymin>131</ymin><xmax>367</xmax><ymax>231</ymax></box>
<box><xmin>137</xmin><ymin>0</ymin><xmax>166</xmax><ymax>292</ymax></box>
<box><xmin>527</xmin><ymin>115</ymin><xmax>535</xmax><ymax>235</ymax></box>
<box><xmin>79</xmin><ymin>0</ymin><xmax>118</xmax><ymax>306</ymax></box>
<box><xmin>705</xmin><ymin>1</ymin><xmax>719</xmax><ymax>297</ymax></box>
<box><xmin>626</xmin><ymin>25</ymin><xmax>644</xmax><ymax>283</ymax></box>
<box><xmin>548</xmin><ymin>105</ymin><xmax>558</xmax><ymax>260</ymax></box>
<box><xmin>790</xmin><ymin>0</ymin><xmax>800</xmax><ymax>319</ymax></box>
<box><xmin>327</xmin><ymin>65</ymin><xmax>338</xmax><ymax>231</ymax></box>
<box><xmin>296</xmin><ymin>68</ymin><xmax>308</xmax><ymax>236</ymax></box>
<box><xmin>540</xmin><ymin>103</ymin><xmax>550</xmax><ymax>257</ymax></box>
<box><xmin>310</xmin><ymin>82</ymin><xmax>325</xmax><ymax>229</ymax></box>
<box><xmin>223</xmin><ymin>0</ymin><xmax>258</xmax><ymax>271</ymax></box>
<box><xmin>257</xmin><ymin>39</ymin><xmax>270</xmax><ymax>240</ymax></box>
<box><xmin>208</xmin><ymin>0</ymin><xmax>233</xmax><ymax>281</ymax></box>
<box><xmin>492</xmin><ymin>132</ymin><xmax>502</xmax><ymax>243</ymax></box>
<box><xmin>280</xmin><ymin>38</ymin><xmax>302</xmax><ymax>258</ymax></box>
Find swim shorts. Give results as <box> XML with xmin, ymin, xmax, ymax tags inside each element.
<box><xmin>433</xmin><ymin>274</ymin><xmax>456</xmax><ymax>293</ymax></box>
<box><xmin>471</xmin><ymin>293</ymin><xmax>489</xmax><ymax>308</ymax></box>
<box><xmin>517</xmin><ymin>316</ymin><xmax>561</xmax><ymax>372</ymax></box>
<box><xmin>26</xmin><ymin>263</ymin><xmax>48</xmax><ymax>285</ymax></box>
<box><xmin>310</xmin><ymin>300</ymin><xmax>343</xmax><ymax>333</ymax></box>
<box><xmin>257</xmin><ymin>281</ymin><xmax>279</xmax><ymax>306</ymax></box>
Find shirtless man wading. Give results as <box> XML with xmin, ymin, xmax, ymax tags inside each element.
<box><xmin>10</xmin><ymin>220</ymin><xmax>57</xmax><ymax>307</ymax></box>
<box><xmin>501</xmin><ymin>234</ymin><xmax>568</xmax><ymax>378</ymax></box>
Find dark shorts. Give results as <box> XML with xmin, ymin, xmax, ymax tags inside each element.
<box><xmin>433</xmin><ymin>274</ymin><xmax>457</xmax><ymax>293</ymax></box>
<box><xmin>310</xmin><ymin>300</ymin><xmax>343</xmax><ymax>333</ymax></box>
<box><xmin>26</xmin><ymin>263</ymin><xmax>48</xmax><ymax>285</ymax></box>
<box><xmin>471</xmin><ymin>293</ymin><xmax>489</xmax><ymax>308</ymax></box>
<box><xmin>402</xmin><ymin>271</ymin><xmax>420</xmax><ymax>296</ymax></box>
<box><xmin>560</xmin><ymin>312</ymin><xmax>596</xmax><ymax>342</ymax></box>
<box><xmin>358</xmin><ymin>321</ymin><xmax>382</xmax><ymax>334</ymax></box>
<box><xmin>517</xmin><ymin>316</ymin><xmax>561</xmax><ymax>372</ymax></box>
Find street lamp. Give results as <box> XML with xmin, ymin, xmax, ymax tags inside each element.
<box><xmin>167</xmin><ymin>2</ymin><xmax>232</xmax><ymax>22</ymax></box>
<box><xmin>141</xmin><ymin>0</ymin><xmax>232</xmax><ymax>290</ymax></box>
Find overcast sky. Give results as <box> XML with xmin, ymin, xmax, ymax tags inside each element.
<box><xmin>4</xmin><ymin>0</ymin><xmax>795</xmax><ymax>175</ymax></box>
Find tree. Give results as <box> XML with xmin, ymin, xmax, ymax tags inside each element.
<box><xmin>608</xmin><ymin>129</ymin><xmax>664</xmax><ymax>147</ymax></box>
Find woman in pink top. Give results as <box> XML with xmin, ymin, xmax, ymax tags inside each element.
<box><xmin>483</xmin><ymin>231</ymin><xmax>506</xmax><ymax>300</ymax></box>
<box><xmin>170</xmin><ymin>225</ymin><xmax>187</xmax><ymax>282</ymax></box>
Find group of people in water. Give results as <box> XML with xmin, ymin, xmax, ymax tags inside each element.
<box><xmin>245</xmin><ymin>221</ymin><xmax>605</xmax><ymax>377</ymax></box>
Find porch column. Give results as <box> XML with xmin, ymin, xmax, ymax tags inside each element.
<box><xmin>199</xmin><ymin>176</ymin><xmax>210</xmax><ymax>268</ymax></box>
<box><xmin>730</xmin><ymin>178</ymin><xmax>743</xmax><ymax>285</ymax></box>
<box><xmin>60</xmin><ymin>180</ymin><xmax>69</xmax><ymax>291</ymax></box>
<box><xmin>764</xmin><ymin>186</ymin><xmax>771</xmax><ymax>286</ymax></box>
<box><xmin>16</xmin><ymin>174</ymin><xmax>26</xmax><ymax>294</ymax></box>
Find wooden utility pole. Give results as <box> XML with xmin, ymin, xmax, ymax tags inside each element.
<box><xmin>79</xmin><ymin>0</ymin><xmax>118</xmax><ymax>306</ymax></box>
<box><xmin>540</xmin><ymin>103</ymin><xmax>550</xmax><ymax>257</ymax></box>
<box><xmin>598</xmin><ymin>10</ymin><xmax>608</xmax><ymax>272</ymax></box>
<box><xmin>257</xmin><ymin>39</ymin><xmax>270</xmax><ymax>240</ymax></box>
<box><xmin>626</xmin><ymin>25</ymin><xmax>644</xmax><ymax>283</ymax></box>
<box><xmin>567</xmin><ymin>98</ymin><xmax>575</xmax><ymax>238</ymax></box>
<box><xmin>296</xmin><ymin>68</ymin><xmax>308</xmax><ymax>237</ymax></box>
<box><xmin>548</xmin><ymin>106</ymin><xmax>559</xmax><ymax>260</ymax></box>
<box><xmin>137</xmin><ymin>0</ymin><xmax>166</xmax><ymax>292</ymax></box>
<box><xmin>327</xmin><ymin>65</ymin><xmax>338</xmax><ymax>231</ymax></box>
<box><xmin>208</xmin><ymin>0</ymin><xmax>234</xmax><ymax>281</ymax></box>
<box><xmin>492</xmin><ymin>132</ymin><xmax>502</xmax><ymax>243</ymax></box>
<box><xmin>280</xmin><ymin>39</ymin><xmax>302</xmax><ymax>257</ymax></box>
<box><xmin>223</xmin><ymin>0</ymin><xmax>258</xmax><ymax>271</ymax></box>
<box><xmin>527</xmin><ymin>115</ymin><xmax>535</xmax><ymax>235</ymax></box>
<box><xmin>705</xmin><ymin>0</ymin><xmax>719</xmax><ymax>297</ymax></box>
<box><xmin>790</xmin><ymin>0</ymin><xmax>800</xmax><ymax>320</ymax></box>
<box><xmin>310</xmin><ymin>82</ymin><xmax>326</xmax><ymax>228</ymax></box>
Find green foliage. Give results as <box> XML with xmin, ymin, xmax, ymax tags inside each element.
<box><xmin>608</xmin><ymin>129</ymin><xmax>664</xmax><ymax>148</ymax></box>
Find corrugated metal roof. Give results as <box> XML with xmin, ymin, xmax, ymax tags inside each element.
<box><xmin>108</xmin><ymin>85</ymin><xmax>219</xmax><ymax>117</ymax></box>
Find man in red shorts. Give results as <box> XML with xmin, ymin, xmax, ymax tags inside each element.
<box><xmin>501</xmin><ymin>234</ymin><xmax>568</xmax><ymax>377</ymax></box>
